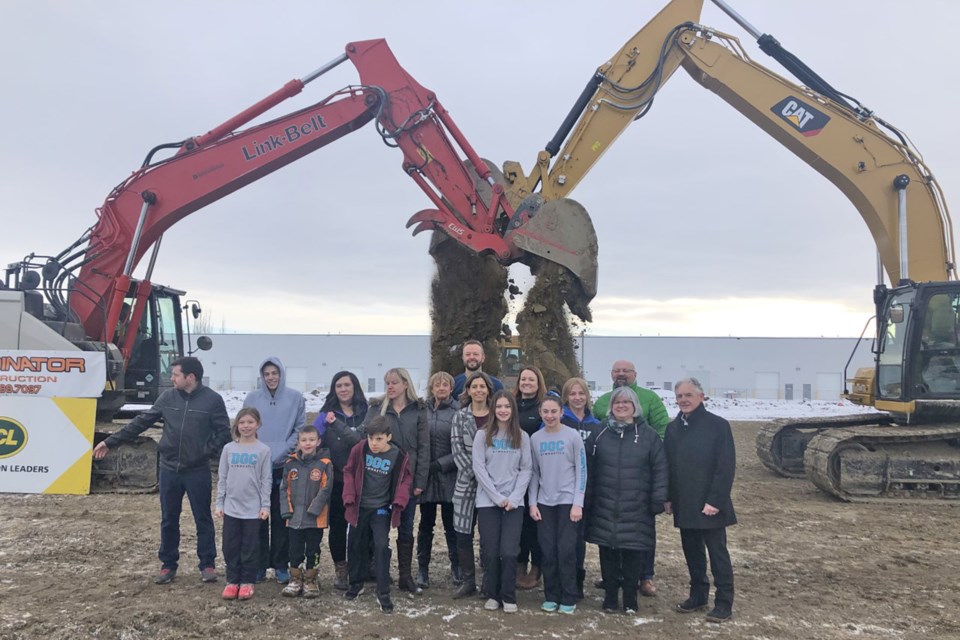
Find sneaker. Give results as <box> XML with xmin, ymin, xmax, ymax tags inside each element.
<box><xmin>705</xmin><ymin>607</ymin><xmax>733</xmax><ymax>623</ymax></box>
<box><xmin>254</xmin><ymin>569</ymin><xmax>267</xmax><ymax>584</ymax></box>
<box><xmin>502</xmin><ymin>602</ymin><xmax>518</xmax><ymax>614</ymax></box>
<box><xmin>237</xmin><ymin>584</ymin><xmax>255</xmax><ymax>600</ymax></box>
<box><xmin>200</xmin><ymin>567</ymin><xmax>218</xmax><ymax>583</ymax></box>
<box><xmin>624</xmin><ymin>606</ymin><xmax>638</xmax><ymax>615</ymax></box>
<box><xmin>344</xmin><ymin>585</ymin><xmax>365</xmax><ymax>600</ymax></box>
<box><xmin>484</xmin><ymin>598</ymin><xmax>500</xmax><ymax>611</ymax></box>
<box><xmin>378</xmin><ymin>593</ymin><xmax>394</xmax><ymax>613</ymax></box>
<box><xmin>558</xmin><ymin>604</ymin><xmax>576</xmax><ymax>615</ymax></box>
<box><xmin>275</xmin><ymin>568</ymin><xmax>290</xmax><ymax>584</ymax></box>
<box><xmin>221</xmin><ymin>583</ymin><xmax>239</xmax><ymax>600</ymax></box>
<box><xmin>154</xmin><ymin>567</ymin><xmax>176</xmax><ymax>585</ymax></box>
<box><xmin>676</xmin><ymin>597</ymin><xmax>709</xmax><ymax>614</ymax></box>
<box><xmin>541</xmin><ymin>601</ymin><xmax>558</xmax><ymax>613</ymax></box>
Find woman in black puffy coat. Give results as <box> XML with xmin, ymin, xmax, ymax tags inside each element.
<box><xmin>416</xmin><ymin>371</ymin><xmax>461</xmax><ymax>589</ymax></box>
<box><xmin>584</xmin><ymin>386</ymin><xmax>668</xmax><ymax>615</ymax></box>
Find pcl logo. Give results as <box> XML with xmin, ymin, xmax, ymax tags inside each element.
<box><xmin>771</xmin><ymin>97</ymin><xmax>830</xmax><ymax>137</ymax></box>
<box><xmin>0</xmin><ymin>417</ymin><xmax>28</xmax><ymax>459</ymax></box>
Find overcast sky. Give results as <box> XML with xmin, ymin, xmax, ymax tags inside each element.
<box><xmin>3</xmin><ymin>1</ymin><xmax>958</xmax><ymax>338</ymax></box>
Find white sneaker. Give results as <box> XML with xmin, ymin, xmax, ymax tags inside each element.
<box><xmin>484</xmin><ymin>598</ymin><xmax>500</xmax><ymax>611</ymax></box>
<box><xmin>503</xmin><ymin>602</ymin><xmax>518</xmax><ymax>614</ymax></box>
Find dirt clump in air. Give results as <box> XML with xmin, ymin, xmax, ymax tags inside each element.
<box><xmin>428</xmin><ymin>235</ymin><xmax>508</xmax><ymax>378</ymax></box>
<box><xmin>516</xmin><ymin>257</ymin><xmax>591</xmax><ymax>391</ymax></box>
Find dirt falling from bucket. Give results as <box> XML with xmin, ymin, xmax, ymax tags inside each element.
<box><xmin>429</xmin><ymin>236</ymin><xmax>508</xmax><ymax>378</ymax></box>
<box><xmin>516</xmin><ymin>257</ymin><xmax>592</xmax><ymax>391</ymax></box>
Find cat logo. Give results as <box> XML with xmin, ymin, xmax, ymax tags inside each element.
<box><xmin>771</xmin><ymin>97</ymin><xmax>830</xmax><ymax>137</ymax></box>
<box><xmin>0</xmin><ymin>417</ymin><xmax>28</xmax><ymax>459</ymax></box>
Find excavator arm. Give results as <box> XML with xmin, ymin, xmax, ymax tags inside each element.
<box><xmin>506</xmin><ymin>0</ymin><xmax>956</xmax><ymax>288</ymax></box>
<box><xmin>52</xmin><ymin>39</ymin><xmax>542</xmax><ymax>353</ymax></box>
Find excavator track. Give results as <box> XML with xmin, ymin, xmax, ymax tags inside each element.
<box><xmin>90</xmin><ymin>430</ymin><xmax>159</xmax><ymax>494</ymax></box>
<box><xmin>804</xmin><ymin>424</ymin><xmax>960</xmax><ymax>502</ymax></box>
<box><xmin>755</xmin><ymin>414</ymin><xmax>892</xmax><ymax>478</ymax></box>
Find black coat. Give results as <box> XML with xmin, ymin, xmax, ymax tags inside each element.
<box><xmin>664</xmin><ymin>404</ymin><xmax>737</xmax><ymax>529</ymax></box>
<box><xmin>517</xmin><ymin>396</ymin><xmax>542</xmax><ymax>437</ymax></box>
<box><xmin>104</xmin><ymin>384</ymin><xmax>231</xmax><ymax>473</ymax></box>
<box><xmin>320</xmin><ymin>406</ymin><xmax>365</xmax><ymax>485</ymax></box>
<box><xmin>584</xmin><ymin>419</ymin><xmax>668</xmax><ymax>551</ymax></box>
<box><xmin>423</xmin><ymin>397</ymin><xmax>459</xmax><ymax>503</ymax></box>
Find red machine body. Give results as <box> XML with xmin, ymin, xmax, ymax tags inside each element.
<box><xmin>69</xmin><ymin>39</ymin><xmax>518</xmax><ymax>360</ymax></box>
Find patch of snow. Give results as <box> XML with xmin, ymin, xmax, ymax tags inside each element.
<box><xmin>125</xmin><ymin>389</ymin><xmax>882</xmax><ymax>423</ymax></box>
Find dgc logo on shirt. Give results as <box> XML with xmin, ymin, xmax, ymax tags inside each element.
<box><xmin>366</xmin><ymin>454</ymin><xmax>392</xmax><ymax>472</ymax></box>
<box><xmin>231</xmin><ymin>452</ymin><xmax>259</xmax><ymax>465</ymax></box>
<box><xmin>539</xmin><ymin>440</ymin><xmax>565</xmax><ymax>454</ymax></box>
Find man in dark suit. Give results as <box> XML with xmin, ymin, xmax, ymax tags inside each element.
<box><xmin>664</xmin><ymin>378</ymin><xmax>736</xmax><ymax>623</ymax></box>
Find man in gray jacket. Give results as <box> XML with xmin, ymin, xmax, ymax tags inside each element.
<box><xmin>242</xmin><ymin>357</ymin><xmax>306</xmax><ymax>583</ymax></box>
<box><xmin>94</xmin><ymin>357</ymin><xmax>231</xmax><ymax>585</ymax></box>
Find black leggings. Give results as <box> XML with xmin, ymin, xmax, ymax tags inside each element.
<box><xmin>327</xmin><ymin>480</ymin><xmax>348</xmax><ymax>563</ymax></box>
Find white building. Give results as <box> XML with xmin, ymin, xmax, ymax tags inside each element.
<box><xmin>196</xmin><ymin>333</ymin><xmax>875</xmax><ymax>401</ymax></box>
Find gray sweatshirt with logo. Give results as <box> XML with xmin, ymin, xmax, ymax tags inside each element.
<box><xmin>216</xmin><ymin>440</ymin><xmax>272</xmax><ymax>519</ymax></box>
<box><xmin>472</xmin><ymin>428</ymin><xmax>532</xmax><ymax>509</ymax></box>
<box><xmin>528</xmin><ymin>425</ymin><xmax>587</xmax><ymax>508</ymax></box>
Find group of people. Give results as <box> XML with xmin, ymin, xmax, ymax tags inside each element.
<box><xmin>92</xmin><ymin>342</ymin><xmax>737</xmax><ymax>622</ymax></box>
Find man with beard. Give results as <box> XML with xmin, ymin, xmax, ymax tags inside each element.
<box><xmin>452</xmin><ymin>340</ymin><xmax>504</xmax><ymax>399</ymax></box>
<box><xmin>591</xmin><ymin>359</ymin><xmax>669</xmax><ymax>597</ymax></box>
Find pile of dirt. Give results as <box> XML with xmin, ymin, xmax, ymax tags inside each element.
<box><xmin>428</xmin><ymin>235</ymin><xmax>508</xmax><ymax>378</ymax></box>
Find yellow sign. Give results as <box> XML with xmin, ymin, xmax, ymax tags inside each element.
<box><xmin>0</xmin><ymin>396</ymin><xmax>95</xmax><ymax>495</ymax></box>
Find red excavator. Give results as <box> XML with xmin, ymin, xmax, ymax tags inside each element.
<box><xmin>1</xmin><ymin>39</ymin><xmax>597</xmax><ymax>490</ymax></box>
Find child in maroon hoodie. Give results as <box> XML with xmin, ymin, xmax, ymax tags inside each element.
<box><xmin>342</xmin><ymin>415</ymin><xmax>412</xmax><ymax>613</ymax></box>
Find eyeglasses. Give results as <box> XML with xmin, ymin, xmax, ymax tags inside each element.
<box><xmin>611</xmin><ymin>368</ymin><xmax>635</xmax><ymax>374</ymax></box>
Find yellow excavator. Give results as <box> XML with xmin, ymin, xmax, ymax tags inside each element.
<box><xmin>499</xmin><ymin>0</ymin><xmax>960</xmax><ymax>501</ymax></box>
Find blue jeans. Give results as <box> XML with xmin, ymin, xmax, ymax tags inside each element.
<box><xmin>158</xmin><ymin>467</ymin><xmax>216</xmax><ymax>571</ymax></box>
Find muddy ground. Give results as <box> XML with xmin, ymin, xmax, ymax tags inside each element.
<box><xmin>1</xmin><ymin>421</ymin><xmax>958</xmax><ymax>640</ymax></box>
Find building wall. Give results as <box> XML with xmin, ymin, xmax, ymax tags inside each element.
<box><xmin>197</xmin><ymin>334</ymin><xmax>875</xmax><ymax>401</ymax></box>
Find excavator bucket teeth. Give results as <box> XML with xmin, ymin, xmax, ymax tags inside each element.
<box><xmin>410</xmin><ymin>221</ymin><xmax>435</xmax><ymax>236</ymax></box>
<box><xmin>406</xmin><ymin>208</ymin><xmax>445</xmax><ymax>229</ymax></box>
<box><xmin>91</xmin><ymin>435</ymin><xmax>159</xmax><ymax>493</ymax></box>
<box><xmin>507</xmin><ymin>197</ymin><xmax>599</xmax><ymax>299</ymax></box>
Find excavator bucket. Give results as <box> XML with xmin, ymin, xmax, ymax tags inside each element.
<box><xmin>507</xmin><ymin>197</ymin><xmax>599</xmax><ymax>300</ymax></box>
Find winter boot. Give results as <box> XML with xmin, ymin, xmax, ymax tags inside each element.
<box><xmin>302</xmin><ymin>568</ymin><xmax>320</xmax><ymax>599</ymax></box>
<box><xmin>516</xmin><ymin>560</ymin><xmax>529</xmax><ymax>586</ymax></box>
<box><xmin>416</xmin><ymin>531</ymin><xmax>433</xmax><ymax>589</ymax></box>
<box><xmin>445</xmin><ymin>531</ymin><xmax>462</xmax><ymax>586</ymax></box>
<box><xmin>517</xmin><ymin>564</ymin><xmax>541</xmax><ymax>590</ymax></box>
<box><xmin>397</xmin><ymin>538</ymin><xmax>422</xmax><ymax>595</ymax></box>
<box><xmin>281</xmin><ymin>567</ymin><xmax>303</xmax><ymax>597</ymax></box>
<box><xmin>333</xmin><ymin>560</ymin><xmax>349</xmax><ymax>591</ymax></box>
<box><xmin>452</xmin><ymin>543</ymin><xmax>477</xmax><ymax>599</ymax></box>
<box><xmin>577</xmin><ymin>568</ymin><xmax>586</xmax><ymax>601</ymax></box>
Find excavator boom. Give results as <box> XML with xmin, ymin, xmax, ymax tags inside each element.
<box><xmin>60</xmin><ymin>39</ymin><xmax>550</xmax><ymax>352</ymax></box>
<box><xmin>507</xmin><ymin>0</ymin><xmax>960</xmax><ymax>500</ymax></box>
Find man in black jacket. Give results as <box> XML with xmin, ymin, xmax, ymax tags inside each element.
<box><xmin>94</xmin><ymin>356</ymin><xmax>231</xmax><ymax>585</ymax></box>
<box><xmin>664</xmin><ymin>378</ymin><xmax>736</xmax><ymax>623</ymax></box>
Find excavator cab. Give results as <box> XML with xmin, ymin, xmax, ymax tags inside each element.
<box><xmin>122</xmin><ymin>284</ymin><xmax>191</xmax><ymax>406</ymax></box>
<box><xmin>876</xmin><ymin>283</ymin><xmax>960</xmax><ymax>414</ymax></box>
